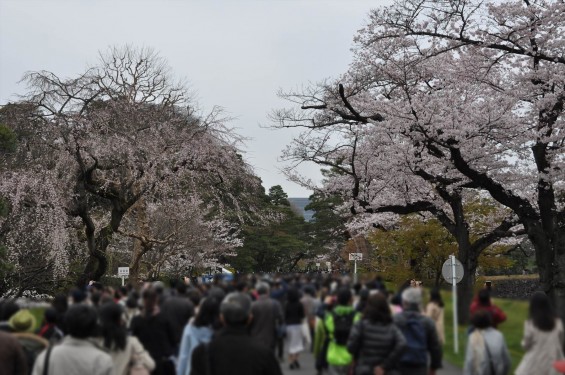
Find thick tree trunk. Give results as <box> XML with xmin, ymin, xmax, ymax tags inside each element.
<box><xmin>456</xmin><ymin>258</ymin><xmax>477</xmax><ymax>325</ymax></box>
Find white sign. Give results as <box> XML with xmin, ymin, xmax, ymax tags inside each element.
<box><xmin>316</xmin><ymin>263</ymin><xmax>320</xmax><ymax>267</ymax></box>
<box><xmin>118</xmin><ymin>267</ymin><xmax>130</xmax><ymax>277</ymax></box>
<box><xmin>349</xmin><ymin>253</ymin><xmax>363</xmax><ymax>261</ymax></box>
<box><xmin>442</xmin><ymin>258</ymin><xmax>464</xmax><ymax>284</ymax></box>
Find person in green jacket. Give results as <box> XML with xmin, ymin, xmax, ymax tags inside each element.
<box><xmin>314</xmin><ymin>287</ymin><xmax>361</xmax><ymax>375</ymax></box>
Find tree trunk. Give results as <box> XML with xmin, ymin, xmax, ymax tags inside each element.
<box><xmin>129</xmin><ymin>198</ymin><xmax>150</xmax><ymax>287</ymax></box>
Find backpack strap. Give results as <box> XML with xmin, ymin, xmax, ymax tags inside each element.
<box><xmin>43</xmin><ymin>345</ymin><xmax>53</xmax><ymax>375</ymax></box>
<box><xmin>481</xmin><ymin>333</ymin><xmax>496</xmax><ymax>375</ymax></box>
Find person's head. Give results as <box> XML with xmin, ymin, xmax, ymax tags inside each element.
<box><xmin>52</xmin><ymin>294</ymin><xmax>68</xmax><ymax>314</ymax></box>
<box><xmin>187</xmin><ymin>288</ymin><xmax>202</xmax><ymax>307</ymax></box>
<box><xmin>429</xmin><ymin>287</ymin><xmax>444</xmax><ymax>308</ymax></box>
<box><xmin>70</xmin><ymin>288</ymin><xmax>87</xmax><ymax>304</ymax></box>
<box><xmin>99</xmin><ymin>302</ymin><xmax>127</xmax><ymax>350</ymax></box>
<box><xmin>8</xmin><ymin>309</ymin><xmax>36</xmax><ymax>333</ymax></box>
<box><xmin>303</xmin><ymin>285</ymin><xmax>316</xmax><ymax>298</ymax></box>
<box><xmin>477</xmin><ymin>289</ymin><xmax>491</xmax><ymax>306</ymax></box>
<box><xmin>255</xmin><ymin>281</ymin><xmax>270</xmax><ymax>296</ymax></box>
<box><xmin>0</xmin><ymin>300</ymin><xmax>20</xmax><ymax>321</ymax></box>
<box><xmin>176</xmin><ymin>282</ymin><xmax>188</xmax><ymax>296</ymax></box>
<box><xmin>471</xmin><ymin>309</ymin><xmax>493</xmax><ymax>330</ymax></box>
<box><xmin>194</xmin><ymin>297</ymin><xmax>221</xmax><ymax>329</ymax></box>
<box><xmin>529</xmin><ymin>291</ymin><xmax>556</xmax><ymax>331</ymax></box>
<box><xmin>65</xmin><ymin>304</ymin><xmax>99</xmax><ymax>339</ymax></box>
<box><xmin>336</xmin><ymin>287</ymin><xmax>352</xmax><ymax>306</ymax></box>
<box><xmin>126</xmin><ymin>294</ymin><xmax>139</xmax><ymax>309</ymax></box>
<box><xmin>43</xmin><ymin>308</ymin><xmax>58</xmax><ymax>325</ymax></box>
<box><xmin>401</xmin><ymin>287</ymin><xmax>422</xmax><ymax>310</ymax></box>
<box><xmin>287</xmin><ymin>287</ymin><xmax>300</xmax><ymax>303</ymax></box>
<box><xmin>363</xmin><ymin>293</ymin><xmax>392</xmax><ymax>324</ymax></box>
<box><xmin>220</xmin><ymin>292</ymin><xmax>252</xmax><ymax>327</ymax></box>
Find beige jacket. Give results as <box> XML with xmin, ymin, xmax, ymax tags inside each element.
<box><xmin>425</xmin><ymin>302</ymin><xmax>445</xmax><ymax>344</ymax></box>
<box><xmin>32</xmin><ymin>336</ymin><xmax>113</xmax><ymax>375</ymax></box>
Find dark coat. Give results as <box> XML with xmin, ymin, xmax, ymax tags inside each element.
<box><xmin>249</xmin><ymin>295</ymin><xmax>283</xmax><ymax>349</ymax></box>
<box><xmin>347</xmin><ymin>320</ymin><xmax>406</xmax><ymax>374</ymax></box>
<box><xmin>190</xmin><ymin>326</ymin><xmax>282</xmax><ymax>375</ymax></box>
<box><xmin>160</xmin><ymin>296</ymin><xmax>195</xmax><ymax>346</ymax></box>
<box><xmin>131</xmin><ymin>312</ymin><xmax>176</xmax><ymax>375</ymax></box>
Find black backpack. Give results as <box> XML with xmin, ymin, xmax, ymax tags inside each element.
<box><xmin>330</xmin><ymin>310</ymin><xmax>355</xmax><ymax>346</ymax></box>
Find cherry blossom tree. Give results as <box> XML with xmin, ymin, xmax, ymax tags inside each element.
<box><xmin>356</xmin><ymin>0</ymin><xmax>565</xmax><ymax>321</ymax></box>
<box><xmin>0</xmin><ymin>46</ymin><xmax>259</xmax><ymax>291</ymax></box>
<box><xmin>274</xmin><ymin>0</ymin><xmax>565</xmax><ymax>322</ymax></box>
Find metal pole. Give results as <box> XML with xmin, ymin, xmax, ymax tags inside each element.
<box><xmin>121</xmin><ymin>276</ymin><xmax>125</xmax><ymax>287</ymax></box>
<box><xmin>354</xmin><ymin>259</ymin><xmax>358</xmax><ymax>284</ymax></box>
<box><xmin>451</xmin><ymin>255</ymin><xmax>459</xmax><ymax>354</ymax></box>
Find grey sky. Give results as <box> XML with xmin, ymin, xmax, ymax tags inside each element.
<box><xmin>0</xmin><ymin>0</ymin><xmax>389</xmax><ymax>197</ymax></box>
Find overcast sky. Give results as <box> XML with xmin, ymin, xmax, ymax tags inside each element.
<box><xmin>0</xmin><ymin>0</ymin><xmax>390</xmax><ymax>197</ymax></box>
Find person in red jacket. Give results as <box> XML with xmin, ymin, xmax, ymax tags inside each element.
<box><xmin>469</xmin><ymin>289</ymin><xmax>507</xmax><ymax>328</ymax></box>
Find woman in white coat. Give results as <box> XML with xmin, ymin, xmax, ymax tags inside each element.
<box><xmin>515</xmin><ymin>292</ymin><xmax>564</xmax><ymax>375</ymax></box>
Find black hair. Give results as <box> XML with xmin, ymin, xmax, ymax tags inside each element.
<box><xmin>194</xmin><ymin>297</ymin><xmax>221</xmax><ymax>329</ymax></box>
<box><xmin>287</xmin><ymin>287</ymin><xmax>301</xmax><ymax>303</ymax></box>
<box><xmin>99</xmin><ymin>302</ymin><xmax>127</xmax><ymax>350</ymax></box>
<box><xmin>52</xmin><ymin>294</ymin><xmax>68</xmax><ymax>314</ymax></box>
<box><xmin>43</xmin><ymin>308</ymin><xmax>58</xmax><ymax>324</ymax></box>
<box><xmin>65</xmin><ymin>304</ymin><xmax>99</xmax><ymax>339</ymax></box>
<box><xmin>471</xmin><ymin>309</ymin><xmax>492</xmax><ymax>329</ymax></box>
<box><xmin>337</xmin><ymin>287</ymin><xmax>352</xmax><ymax>306</ymax></box>
<box><xmin>0</xmin><ymin>300</ymin><xmax>20</xmax><ymax>321</ymax></box>
<box><xmin>477</xmin><ymin>289</ymin><xmax>491</xmax><ymax>306</ymax></box>
<box><xmin>363</xmin><ymin>293</ymin><xmax>392</xmax><ymax>324</ymax></box>
<box><xmin>429</xmin><ymin>287</ymin><xmax>444</xmax><ymax>308</ymax></box>
<box><xmin>187</xmin><ymin>289</ymin><xmax>202</xmax><ymax>307</ymax></box>
<box><xmin>529</xmin><ymin>291</ymin><xmax>556</xmax><ymax>331</ymax></box>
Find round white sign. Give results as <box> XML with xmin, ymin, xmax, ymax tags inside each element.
<box><xmin>442</xmin><ymin>257</ymin><xmax>464</xmax><ymax>284</ymax></box>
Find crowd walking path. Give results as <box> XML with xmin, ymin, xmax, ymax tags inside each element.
<box><xmin>281</xmin><ymin>349</ymin><xmax>462</xmax><ymax>375</ymax></box>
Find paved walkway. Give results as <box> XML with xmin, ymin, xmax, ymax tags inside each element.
<box><xmin>281</xmin><ymin>349</ymin><xmax>462</xmax><ymax>375</ymax></box>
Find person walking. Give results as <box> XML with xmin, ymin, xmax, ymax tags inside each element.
<box><xmin>515</xmin><ymin>291</ymin><xmax>564</xmax><ymax>375</ymax></box>
<box><xmin>176</xmin><ymin>297</ymin><xmax>221</xmax><ymax>375</ymax></box>
<box><xmin>130</xmin><ymin>287</ymin><xmax>176</xmax><ymax>375</ymax></box>
<box><xmin>317</xmin><ymin>287</ymin><xmax>360</xmax><ymax>375</ymax></box>
<box><xmin>347</xmin><ymin>293</ymin><xmax>406</xmax><ymax>375</ymax></box>
<box><xmin>190</xmin><ymin>292</ymin><xmax>283</xmax><ymax>375</ymax></box>
<box><xmin>470</xmin><ymin>289</ymin><xmax>507</xmax><ymax>329</ymax></box>
<box><xmin>99</xmin><ymin>302</ymin><xmax>155</xmax><ymax>375</ymax></box>
<box><xmin>394</xmin><ymin>287</ymin><xmax>442</xmax><ymax>375</ymax></box>
<box><xmin>425</xmin><ymin>288</ymin><xmax>445</xmax><ymax>345</ymax></box>
<box><xmin>285</xmin><ymin>287</ymin><xmax>306</xmax><ymax>370</ymax></box>
<box><xmin>463</xmin><ymin>310</ymin><xmax>510</xmax><ymax>375</ymax></box>
<box><xmin>249</xmin><ymin>281</ymin><xmax>284</xmax><ymax>352</ymax></box>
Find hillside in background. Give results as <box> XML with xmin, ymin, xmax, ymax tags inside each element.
<box><xmin>288</xmin><ymin>198</ymin><xmax>314</xmax><ymax>222</ymax></box>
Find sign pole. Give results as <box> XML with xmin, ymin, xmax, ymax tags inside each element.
<box><xmin>121</xmin><ymin>276</ymin><xmax>125</xmax><ymax>287</ymax></box>
<box><xmin>354</xmin><ymin>259</ymin><xmax>357</xmax><ymax>284</ymax></box>
<box><xmin>451</xmin><ymin>255</ymin><xmax>459</xmax><ymax>354</ymax></box>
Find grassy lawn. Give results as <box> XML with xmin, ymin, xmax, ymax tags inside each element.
<box><xmin>441</xmin><ymin>289</ymin><xmax>528</xmax><ymax>372</ymax></box>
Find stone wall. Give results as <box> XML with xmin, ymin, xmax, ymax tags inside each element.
<box><xmin>487</xmin><ymin>277</ymin><xmax>542</xmax><ymax>300</ymax></box>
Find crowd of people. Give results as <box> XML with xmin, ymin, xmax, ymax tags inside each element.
<box><xmin>0</xmin><ymin>273</ymin><xmax>563</xmax><ymax>375</ymax></box>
